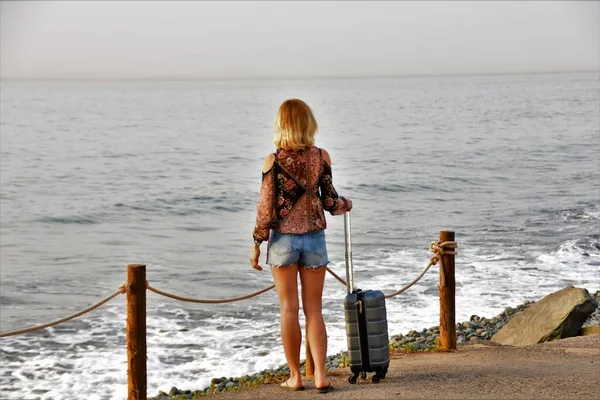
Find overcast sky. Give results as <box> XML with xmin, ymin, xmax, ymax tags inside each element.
<box><xmin>1</xmin><ymin>1</ymin><xmax>599</xmax><ymax>79</ymax></box>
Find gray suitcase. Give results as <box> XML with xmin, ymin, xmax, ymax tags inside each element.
<box><xmin>343</xmin><ymin>212</ymin><xmax>390</xmax><ymax>384</ymax></box>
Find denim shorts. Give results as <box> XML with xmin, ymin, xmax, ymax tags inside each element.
<box><xmin>267</xmin><ymin>230</ymin><xmax>329</xmax><ymax>268</ymax></box>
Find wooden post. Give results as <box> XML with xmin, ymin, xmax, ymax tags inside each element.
<box><xmin>305</xmin><ymin>329</ymin><xmax>314</xmax><ymax>378</ymax></box>
<box><xmin>438</xmin><ymin>231</ymin><xmax>456</xmax><ymax>351</ymax></box>
<box><xmin>127</xmin><ymin>264</ymin><xmax>147</xmax><ymax>400</ymax></box>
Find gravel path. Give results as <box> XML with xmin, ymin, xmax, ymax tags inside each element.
<box><xmin>213</xmin><ymin>335</ymin><xmax>600</xmax><ymax>400</ymax></box>
<box><xmin>151</xmin><ymin>290</ymin><xmax>599</xmax><ymax>399</ymax></box>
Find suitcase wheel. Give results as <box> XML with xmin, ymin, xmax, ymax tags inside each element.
<box><xmin>349</xmin><ymin>374</ymin><xmax>358</xmax><ymax>384</ymax></box>
<box><xmin>372</xmin><ymin>374</ymin><xmax>381</xmax><ymax>384</ymax></box>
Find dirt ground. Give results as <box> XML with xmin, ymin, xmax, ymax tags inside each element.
<box><xmin>214</xmin><ymin>335</ymin><xmax>600</xmax><ymax>399</ymax></box>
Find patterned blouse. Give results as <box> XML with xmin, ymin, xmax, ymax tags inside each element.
<box><xmin>253</xmin><ymin>146</ymin><xmax>351</xmax><ymax>244</ymax></box>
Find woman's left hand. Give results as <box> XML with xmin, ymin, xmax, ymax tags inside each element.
<box><xmin>250</xmin><ymin>244</ymin><xmax>263</xmax><ymax>271</ymax></box>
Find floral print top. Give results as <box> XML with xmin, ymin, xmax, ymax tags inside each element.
<box><xmin>253</xmin><ymin>146</ymin><xmax>351</xmax><ymax>244</ymax></box>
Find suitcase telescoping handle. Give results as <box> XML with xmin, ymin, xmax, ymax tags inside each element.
<box><xmin>344</xmin><ymin>211</ymin><xmax>355</xmax><ymax>294</ymax></box>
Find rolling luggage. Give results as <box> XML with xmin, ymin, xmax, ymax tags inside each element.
<box><xmin>343</xmin><ymin>211</ymin><xmax>390</xmax><ymax>384</ymax></box>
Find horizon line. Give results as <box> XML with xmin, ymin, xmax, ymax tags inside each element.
<box><xmin>1</xmin><ymin>69</ymin><xmax>598</xmax><ymax>82</ymax></box>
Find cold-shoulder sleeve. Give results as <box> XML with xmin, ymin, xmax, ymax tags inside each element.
<box><xmin>319</xmin><ymin>162</ymin><xmax>351</xmax><ymax>216</ymax></box>
<box><xmin>252</xmin><ymin>166</ymin><xmax>276</xmax><ymax>244</ymax></box>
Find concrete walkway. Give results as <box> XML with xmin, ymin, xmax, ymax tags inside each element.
<box><xmin>215</xmin><ymin>335</ymin><xmax>600</xmax><ymax>399</ymax></box>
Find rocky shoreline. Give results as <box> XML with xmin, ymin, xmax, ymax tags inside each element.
<box><xmin>150</xmin><ymin>290</ymin><xmax>600</xmax><ymax>400</ymax></box>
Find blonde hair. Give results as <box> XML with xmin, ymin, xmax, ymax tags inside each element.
<box><xmin>273</xmin><ymin>99</ymin><xmax>318</xmax><ymax>151</ymax></box>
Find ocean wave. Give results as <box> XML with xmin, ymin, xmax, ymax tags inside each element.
<box><xmin>355</xmin><ymin>182</ymin><xmax>450</xmax><ymax>193</ymax></box>
<box><xmin>36</xmin><ymin>215</ymin><xmax>99</xmax><ymax>225</ymax></box>
<box><xmin>561</xmin><ymin>208</ymin><xmax>600</xmax><ymax>222</ymax></box>
<box><xmin>176</xmin><ymin>226</ymin><xmax>218</xmax><ymax>232</ymax></box>
<box><xmin>112</xmin><ymin>192</ymin><xmax>254</xmax><ymax>217</ymax></box>
<box><xmin>101</xmin><ymin>152</ymin><xmax>138</xmax><ymax>159</ymax></box>
<box><xmin>551</xmin><ymin>236</ymin><xmax>600</xmax><ymax>258</ymax></box>
<box><xmin>522</xmin><ymin>204</ymin><xmax>599</xmax><ymax>227</ymax></box>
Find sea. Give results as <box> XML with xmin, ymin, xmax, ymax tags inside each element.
<box><xmin>1</xmin><ymin>72</ymin><xmax>599</xmax><ymax>400</ymax></box>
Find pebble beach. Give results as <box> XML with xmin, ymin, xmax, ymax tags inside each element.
<box><xmin>150</xmin><ymin>289</ymin><xmax>600</xmax><ymax>399</ymax></box>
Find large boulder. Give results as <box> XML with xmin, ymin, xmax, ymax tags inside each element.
<box><xmin>492</xmin><ymin>286</ymin><xmax>598</xmax><ymax>346</ymax></box>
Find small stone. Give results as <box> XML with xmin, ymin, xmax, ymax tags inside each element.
<box><xmin>462</xmin><ymin>321</ymin><xmax>471</xmax><ymax>328</ymax></box>
<box><xmin>226</xmin><ymin>381</ymin><xmax>237</xmax><ymax>389</ymax></box>
<box><xmin>168</xmin><ymin>387</ymin><xmax>179</xmax><ymax>396</ymax></box>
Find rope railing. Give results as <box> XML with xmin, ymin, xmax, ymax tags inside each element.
<box><xmin>143</xmin><ymin>240</ymin><xmax>458</xmax><ymax>304</ymax></box>
<box><xmin>0</xmin><ymin>282</ymin><xmax>129</xmax><ymax>338</ymax></box>
<box><xmin>0</xmin><ymin>240</ymin><xmax>458</xmax><ymax>337</ymax></box>
<box><xmin>384</xmin><ymin>240</ymin><xmax>457</xmax><ymax>298</ymax></box>
<box><xmin>146</xmin><ymin>270</ymin><xmax>342</xmax><ymax>305</ymax></box>
<box><xmin>145</xmin><ymin>282</ymin><xmax>275</xmax><ymax>304</ymax></box>
<box><xmin>326</xmin><ymin>266</ymin><xmax>347</xmax><ymax>286</ymax></box>
<box><xmin>324</xmin><ymin>240</ymin><xmax>458</xmax><ymax>299</ymax></box>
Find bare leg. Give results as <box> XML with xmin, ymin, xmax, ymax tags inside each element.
<box><xmin>299</xmin><ymin>266</ymin><xmax>329</xmax><ymax>388</ymax></box>
<box><xmin>271</xmin><ymin>265</ymin><xmax>303</xmax><ymax>388</ymax></box>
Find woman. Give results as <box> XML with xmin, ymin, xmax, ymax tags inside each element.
<box><xmin>250</xmin><ymin>99</ymin><xmax>352</xmax><ymax>394</ymax></box>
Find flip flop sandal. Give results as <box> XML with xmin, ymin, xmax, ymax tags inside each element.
<box><xmin>317</xmin><ymin>384</ymin><xmax>334</xmax><ymax>394</ymax></box>
<box><xmin>281</xmin><ymin>380</ymin><xmax>305</xmax><ymax>391</ymax></box>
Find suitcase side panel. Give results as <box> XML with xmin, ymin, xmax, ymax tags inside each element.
<box><xmin>344</xmin><ymin>292</ymin><xmax>363</xmax><ymax>369</ymax></box>
<box><xmin>363</xmin><ymin>290</ymin><xmax>390</xmax><ymax>369</ymax></box>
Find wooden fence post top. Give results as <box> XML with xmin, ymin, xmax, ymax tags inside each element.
<box><xmin>127</xmin><ymin>264</ymin><xmax>146</xmax><ymax>269</ymax></box>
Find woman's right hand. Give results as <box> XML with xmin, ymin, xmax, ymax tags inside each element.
<box><xmin>345</xmin><ymin>198</ymin><xmax>353</xmax><ymax>212</ymax></box>
<box><xmin>331</xmin><ymin>197</ymin><xmax>352</xmax><ymax>215</ymax></box>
